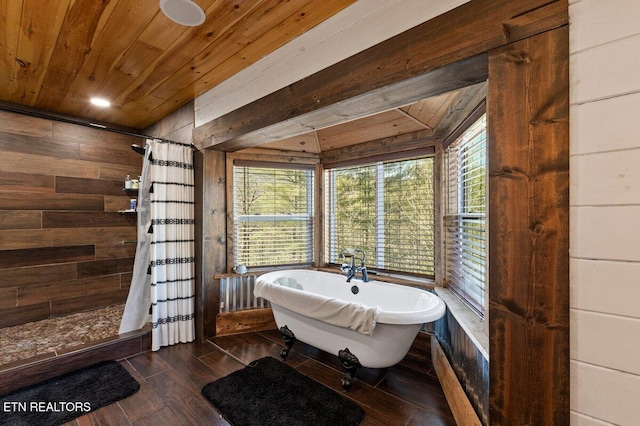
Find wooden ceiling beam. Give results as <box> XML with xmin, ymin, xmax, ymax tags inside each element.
<box><xmin>195</xmin><ymin>54</ymin><xmax>488</xmax><ymax>151</ymax></box>
<box><xmin>194</xmin><ymin>0</ymin><xmax>568</xmax><ymax>151</ymax></box>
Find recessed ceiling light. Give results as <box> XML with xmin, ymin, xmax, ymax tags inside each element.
<box><xmin>90</xmin><ymin>97</ymin><xmax>111</xmax><ymax>107</ymax></box>
<box><xmin>160</xmin><ymin>0</ymin><xmax>205</xmax><ymax>27</ymax></box>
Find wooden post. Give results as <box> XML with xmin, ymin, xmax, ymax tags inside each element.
<box><xmin>488</xmin><ymin>26</ymin><xmax>570</xmax><ymax>425</ymax></box>
<box><xmin>200</xmin><ymin>149</ymin><xmax>227</xmax><ymax>340</ymax></box>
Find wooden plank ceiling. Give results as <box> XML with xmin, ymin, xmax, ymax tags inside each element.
<box><xmin>0</xmin><ymin>0</ymin><xmax>356</xmax><ymax>130</ymax></box>
<box><xmin>259</xmin><ymin>83</ymin><xmax>487</xmax><ymax>153</ymax></box>
<box><xmin>1</xmin><ymin>0</ymin><xmax>486</xmax><ymax>153</ymax></box>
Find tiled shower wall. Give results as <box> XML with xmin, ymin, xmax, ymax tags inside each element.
<box><xmin>569</xmin><ymin>0</ymin><xmax>640</xmax><ymax>423</ymax></box>
<box><xmin>0</xmin><ymin>110</ymin><xmax>141</xmax><ymax>328</ymax></box>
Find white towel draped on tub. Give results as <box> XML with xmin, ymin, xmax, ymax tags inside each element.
<box><xmin>255</xmin><ymin>278</ymin><xmax>381</xmax><ymax>335</ymax></box>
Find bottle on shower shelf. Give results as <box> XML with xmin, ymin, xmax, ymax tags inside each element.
<box><xmin>125</xmin><ymin>175</ymin><xmax>132</xmax><ymax>189</ymax></box>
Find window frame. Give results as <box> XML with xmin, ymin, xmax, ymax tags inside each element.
<box><xmin>228</xmin><ymin>157</ymin><xmax>317</xmax><ymax>271</ymax></box>
<box><xmin>442</xmin><ymin>103</ymin><xmax>488</xmax><ymax>316</ymax></box>
<box><xmin>323</xmin><ymin>152</ymin><xmax>436</xmax><ymax>278</ymax></box>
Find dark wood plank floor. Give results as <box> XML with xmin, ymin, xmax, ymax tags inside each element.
<box><xmin>63</xmin><ymin>330</ymin><xmax>455</xmax><ymax>425</ymax></box>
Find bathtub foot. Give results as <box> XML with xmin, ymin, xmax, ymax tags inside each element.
<box><xmin>338</xmin><ymin>348</ymin><xmax>361</xmax><ymax>392</ymax></box>
<box><xmin>279</xmin><ymin>325</ymin><xmax>296</xmax><ymax>360</ymax></box>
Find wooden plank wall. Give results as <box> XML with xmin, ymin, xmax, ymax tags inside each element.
<box><xmin>0</xmin><ymin>110</ymin><xmax>142</xmax><ymax>328</ymax></box>
<box><xmin>569</xmin><ymin>2</ymin><xmax>640</xmax><ymax>424</ymax></box>
<box><xmin>200</xmin><ymin>149</ymin><xmax>226</xmax><ymax>341</ymax></box>
<box><xmin>488</xmin><ymin>27</ymin><xmax>570</xmax><ymax>425</ymax></box>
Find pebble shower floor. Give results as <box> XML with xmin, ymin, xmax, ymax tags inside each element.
<box><xmin>0</xmin><ymin>305</ymin><xmax>124</xmax><ymax>367</ymax></box>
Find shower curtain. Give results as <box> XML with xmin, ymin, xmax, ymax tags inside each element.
<box><xmin>119</xmin><ymin>139</ymin><xmax>195</xmax><ymax>351</ymax></box>
<box><xmin>119</xmin><ymin>142</ymin><xmax>152</xmax><ymax>334</ymax></box>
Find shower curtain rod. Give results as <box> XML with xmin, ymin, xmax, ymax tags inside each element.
<box><xmin>0</xmin><ymin>102</ymin><xmax>195</xmax><ymax>149</ymax></box>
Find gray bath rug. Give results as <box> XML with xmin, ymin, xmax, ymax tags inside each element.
<box><xmin>0</xmin><ymin>360</ymin><xmax>140</xmax><ymax>426</ymax></box>
<box><xmin>201</xmin><ymin>356</ymin><xmax>365</xmax><ymax>426</ymax></box>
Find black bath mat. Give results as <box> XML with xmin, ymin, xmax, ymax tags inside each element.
<box><xmin>201</xmin><ymin>356</ymin><xmax>365</xmax><ymax>426</ymax></box>
<box><xmin>0</xmin><ymin>360</ymin><xmax>140</xmax><ymax>426</ymax></box>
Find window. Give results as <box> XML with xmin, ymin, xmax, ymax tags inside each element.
<box><xmin>325</xmin><ymin>157</ymin><xmax>435</xmax><ymax>276</ymax></box>
<box><xmin>444</xmin><ymin>113</ymin><xmax>487</xmax><ymax>315</ymax></box>
<box><xmin>233</xmin><ymin>163</ymin><xmax>314</xmax><ymax>268</ymax></box>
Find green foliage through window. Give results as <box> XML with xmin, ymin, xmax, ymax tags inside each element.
<box><xmin>325</xmin><ymin>157</ymin><xmax>435</xmax><ymax>276</ymax></box>
<box><xmin>444</xmin><ymin>113</ymin><xmax>487</xmax><ymax>315</ymax></box>
<box><xmin>233</xmin><ymin>165</ymin><xmax>314</xmax><ymax>267</ymax></box>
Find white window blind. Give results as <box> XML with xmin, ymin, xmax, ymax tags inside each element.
<box><xmin>444</xmin><ymin>113</ymin><xmax>487</xmax><ymax>315</ymax></box>
<box><xmin>233</xmin><ymin>164</ymin><xmax>314</xmax><ymax>267</ymax></box>
<box><xmin>325</xmin><ymin>157</ymin><xmax>435</xmax><ymax>276</ymax></box>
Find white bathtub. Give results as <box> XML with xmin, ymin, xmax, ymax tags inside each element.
<box><xmin>255</xmin><ymin>269</ymin><xmax>446</xmax><ymax>371</ymax></box>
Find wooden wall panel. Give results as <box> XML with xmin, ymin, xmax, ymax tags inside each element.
<box><xmin>55</xmin><ymin>176</ymin><xmax>125</xmax><ymax>196</ymax></box>
<box><xmin>50</xmin><ymin>227</ymin><xmax>136</xmax><ymax>246</ymax></box>
<box><xmin>488</xmin><ymin>27</ymin><xmax>569</xmax><ymax>425</ymax></box>
<box><xmin>18</xmin><ymin>275</ymin><xmax>120</xmax><ymax>306</ymax></box>
<box><xmin>0</xmin><ymin>109</ymin><xmax>140</xmax><ymax>326</ymax></box>
<box><xmin>104</xmin><ymin>195</ymin><xmax>134</xmax><ymax>212</ymax></box>
<box><xmin>52</xmin><ymin>121</ymin><xmax>140</xmax><ymax>149</ymax></box>
<box><xmin>0</xmin><ymin>151</ymin><xmax>100</xmax><ymax>179</ymax></box>
<box><xmin>0</xmin><ymin>229</ymin><xmax>52</xmax><ymax>250</ymax></box>
<box><xmin>0</xmin><ymin>264</ymin><xmax>77</xmax><ymax>288</ymax></box>
<box><xmin>77</xmin><ymin>258</ymin><xmax>134</xmax><ymax>279</ymax></box>
<box><xmin>0</xmin><ymin>245</ymin><xmax>95</xmax><ymax>269</ymax></box>
<box><xmin>50</xmin><ymin>289</ymin><xmax>131</xmax><ymax>317</ymax></box>
<box><xmin>0</xmin><ymin>211</ymin><xmax>42</xmax><ymax>229</ymax></box>
<box><xmin>0</xmin><ymin>170</ymin><xmax>54</xmax><ymax>193</ymax></box>
<box><xmin>0</xmin><ymin>193</ymin><xmax>104</xmax><ymax>211</ymax></box>
<box><xmin>0</xmin><ymin>288</ymin><xmax>17</xmax><ymax>310</ymax></box>
<box><xmin>43</xmin><ymin>211</ymin><xmax>136</xmax><ymax>228</ymax></box>
<box><xmin>95</xmin><ymin>243</ymin><xmax>137</xmax><ymax>260</ymax></box>
<box><xmin>0</xmin><ymin>131</ymin><xmax>81</xmax><ymax>160</ymax></box>
<box><xmin>79</xmin><ymin>144</ymin><xmax>143</xmax><ymax>167</ymax></box>
<box><xmin>99</xmin><ymin>163</ymin><xmax>143</xmax><ymax>181</ymax></box>
<box><xmin>0</xmin><ymin>111</ymin><xmax>52</xmax><ymax>137</ymax></box>
<box><xmin>0</xmin><ymin>303</ymin><xmax>51</xmax><ymax>328</ymax></box>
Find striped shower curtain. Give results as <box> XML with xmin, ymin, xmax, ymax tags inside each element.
<box><xmin>148</xmin><ymin>139</ymin><xmax>195</xmax><ymax>351</ymax></box>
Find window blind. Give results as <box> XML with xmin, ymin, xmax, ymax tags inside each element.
<box><xmin>325</xmin><ymin>157</ymin><xmax>435</xmax><ymax>276</ymax></box>
<box><xmin>444</xmin><ymin>113</ymin><xmax>487</xmax><ymax>315</ymax></box>
<box><xmin>233</xmin><ymin>165</ymin><xmax>314</xmax><ymax>267</ymax></box>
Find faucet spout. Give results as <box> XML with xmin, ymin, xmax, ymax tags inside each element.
<box><xmin>346</xmin><ymin>268</ymin><xmax>355</xmax><ymax>282</ymax></box>
<box><xmin>359</xmin><ymin>267</ymin><xmax>368</xmax><ymax>282</ymax></box>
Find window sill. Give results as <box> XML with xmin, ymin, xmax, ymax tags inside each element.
<box><xmin>434</xmin><ymin>287</ymin><xmax>489</xmax><ymax>360</ymax></box>
<box><xmin>316</xmin><ymin>266</ymin><xmax>435</xmax><ymax>289</ymax></box>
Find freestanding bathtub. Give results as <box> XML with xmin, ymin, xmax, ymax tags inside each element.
<box><xmin>255</xmin><ymin>269</ymin><xmax>446</xmax><ymax>390</ymax></box>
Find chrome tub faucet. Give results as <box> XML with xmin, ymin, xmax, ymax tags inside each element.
<box><xmin>339</xmin><ymin>248</ymin><xmax>369</xmax><ymax>282</ymax></box>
